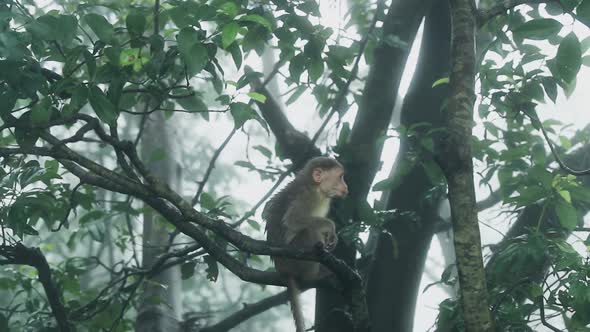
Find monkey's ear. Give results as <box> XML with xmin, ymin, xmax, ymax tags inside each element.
<box><xmin>312</xmin><ymin>168</ymin><xmax>323</xmax><ymax>183</ymax></box>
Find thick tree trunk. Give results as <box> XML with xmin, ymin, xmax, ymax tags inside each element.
<box><xmin>135</xmin><ymin>111</ymin><xmax>183</xmax><ymax>332</ymax></box>
<box><xmin>315</xmin><ymin>1</ymin><xmax>433</xmax><ymax>331</ymax></box>
<box><xmin>366</xmin><ymin>1</ymin><xmax>451</xmax><ymax>331</ymax></box>
<box><xmin>438</xmin><ymin>0</ymin><xmax>493</xmax><ymax>330</ymax></box>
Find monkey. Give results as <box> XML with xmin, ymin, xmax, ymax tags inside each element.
<box><xmin>263</xmin><ymin>157</ymin><xmax>348</xmax><ymax>332</ymax></box>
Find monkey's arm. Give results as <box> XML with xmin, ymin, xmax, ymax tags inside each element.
<box><xmin>282</xmin><ymin>199</ymin><xmax>315</xmax><ymax>244</ymax></box>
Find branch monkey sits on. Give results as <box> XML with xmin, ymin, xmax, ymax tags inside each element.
<box><xmin>263</xmin><ymin>157</ymin><xmax>348</xmax><ymax>332</ymax></box>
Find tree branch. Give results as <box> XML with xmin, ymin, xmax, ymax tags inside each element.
<box><xmin>247</xmin><ymin>66</ymin><xmax>322</xmax><ymax>166</ymax></box>
<box><xmin>523</xmin><ymin>109</ymin><xmax>590</xmax><ymax>176</ymax></box>
<box><xmin>192</xmin><ymin>127</ymin><xmax>238</xmax><ymax>206</ymax></box>
<box><xmin>200</xmin><ymin>291</ymin><xmax>289</xmax><ymax>332</ymax></box>
<box><xmin>477</xmin><ymin>0</ymin><xmax>549</xmax><ymax>27</ymax></box>
<box><xmin>0</xmin><ymin>243</ymin><xmax>72</xmax><ymax>332</ymax></box>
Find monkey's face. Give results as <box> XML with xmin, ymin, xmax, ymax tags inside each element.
<box><xmin>313</xmin><ymin>167</ymin><xmax>349</xmax><ymax>198</ymax></box>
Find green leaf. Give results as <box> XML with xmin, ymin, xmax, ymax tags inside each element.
<box><xmin>247</xmin><ymin>91</ymin><xmax>267</xmax><ymax>103</ymax></box>
<box><xmin>79</xmin><ymin>210</ymin><xmax>106</xmax><ymax>225</ymax></box>
<box><xmin>177</xmin><ymin>28</ymin><xmax>209</xmax><ymax>76</ymax></box>
<box><xmin>239</xmin><ymin>14</ymin><xmax>272</xmax><ymax>31</ymax></box>
<box><xmin>14</xmin><ymin>125</ymin><xmax>40</xmax><ymax>150</ymax></box>
<box><xmin>181</xmin><ymin>262</ymin><xmax>196</xmax><ymax>280</ymax></box>
<box><xmin>513</xmin><ymin>18</ymin><xmax>562</xmax><ymax>40</ymax></box>
<box><xmin>126</xmin><ymin>11</ymin><xmax>146</xmax><ymax>37</ymax></box>
<box><xmin>558</xmin><ymin>190</ymin><xmax>572</xmax><ymax>203</ymax></box>
<box><xmin>541</xmin><ymin>77</ymin><xmax>558</xmax><ymax>103</ymax></box>
<box><xmin>289</xmin><ymin>53</ymin><xmax>306</xmax><ymax>83</ymax></box>
<box><xmin>56</xmin><ymin>15</ymin><xmax>77</xmax><ymax>44</ymax></box>
<box><xmin>230</xmin><ymin>102</ymin><xmax>256</xmax><ymax>128</ymax></box>
<box><xmin>253</xmin><ymin>145</ymin><xmax>272</xmax><ymax>158</ymax></box>
<box><xmin>559</xmin><ymin>135</ymin><xmax>572</xmax><ymax>150</ymax></box>
<box><xmin>222</xmin><ymin>22</ymin><xmax>240</xmax><ymax>48</ymax></box>
<box><xmin>203</xmin><ymin>255</ymin><xmax>219</xmax><ymax>282</ymax></box>
<box><xmin>177</xmin><ymin>94</ymin><xmax>209</xmax><ymax>114</ymax></box>
<box><xmin>235</xmin><ymin>160</ymin><xmax>255</xmax><ymax>170</ymax></box>
<box><xmin>297</xmin><ymin>0</ymin><xmax>321</xmax><ymax>16</ymax></box>
<box><xmin>286</xmin><ymin>85</ymin><xmax>307</xmax><ymax>105</ymax></box>
<box><xmin>228</xmin><ymin>43</ymin><xmax>243</xmax><ymax>69</ymax></box>
<box><xmin>582</xmin><ymin>55</ymin><xmax>590</xmax><ymax>67</ymax></box>
<box><xmin>26</xmin><ymin>15</ymin><xmax>76</xmax><ymax>43</ymax></box>
<box><xmin>308</xmin><ymin>59</ymin><xmax>324</xmax><ymax>82</ymax></box>
<box><xmin>84</xmin><ymin>14</ymin><xmax>115</xmax><ymax>44</ymax></box>
<box><xmin>200</xmin><ymin>192</ymin><xmax>216</xmax><ymax>210</ymax></box>
<box><xmin>31</xmin><ymin>99</ymin><xmax>52</xmax><ymax>125</ymax></box>
<box><xmin>555</xmin><ymin>33</ymin><xmax>582</xmax><ymax>83</ymax></box>
<box><xmin>555</xmin><ymin>198</ymin><xmax>578</xmax><ymax>230</ymax></box>
<box><xmin>577</xmin><ymin>0</ymin><xmax>590</xmax><ymax>21</ymax></box>
<box><xmin>219</xmin><ymin>2</ymin><xmax>239</xmax><ymax>18</ymax></box>
<box><xmin>88</xmin><ymin>85</ymin><xmax>119</xmax><ymax>125</ymax></box>
<box><xmin>247</xmin><ymin>219</ymin><xmax>261</xmax><ymax>231</ymax></box>
<box><xmin>432</xmin><ymin>77</ymin><xmax>449</xmax><ymax>88</ymax></box>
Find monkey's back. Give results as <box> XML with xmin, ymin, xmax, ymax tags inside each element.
<box><xmin>263</xmin><ymin>178</ymin><xmax>306</xmax><ymax>245</ymax></box>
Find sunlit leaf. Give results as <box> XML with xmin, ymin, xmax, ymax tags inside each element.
<box><xmin>247</xmin><ymin>92</ymin><xmax>267</xmax><ymax>103</ymax></box>
<box><xmin>432</xmin><ymin>77</ymin><xmax>449</xmax><ymax>88</ymax></box>
<box><xmin>555</xmin><ymin>197</ymin><xmax>578</xmax><ymax>230</ymax></box>
<box><xmin>555</xmin><ymin>33</ymin><xmax>582</xmax><ymax>83</ymax></box>
<box><xmin>222</xmin><ymin>22</ymin><xmax>240</xmax><ymax>48</ymax></box>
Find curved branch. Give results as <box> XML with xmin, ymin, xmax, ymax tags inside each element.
<box><xmin>200</xmin><ymin>291</ymin><xmax>289</xmax><ymax>332</ymax></box>
<box><xmin>523</xmin><ymin>110</ymin><xmax>590</xmax><ymax>176</ymax></box>
<box><xmin>247</xmin><ymin>67</ymin><xmax>321</xmax><ymax>166</ymax></box>
<box><xmin>0</xmin><ymin>244</ymin><xmax>72</xmax><ymax>332</ymax></box>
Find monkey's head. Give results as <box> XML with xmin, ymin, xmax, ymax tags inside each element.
<box><xmin>304</xmin><ymin>157</ymin><xmax>348</xmax><ymax>198</ymax></box>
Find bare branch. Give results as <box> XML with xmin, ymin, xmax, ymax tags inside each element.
<box><xmin>200</xmin><ymin>291</ymin><xmax>289</xmax><ymax>332</ymax></box>
<box><xmin>192</xmin><ymin>127</ymin><xmax>238</xmax><ymax>206</ymax></box>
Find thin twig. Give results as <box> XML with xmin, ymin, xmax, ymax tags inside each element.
<box><xmin>231</xmin><ymin>165</ymin><xmax>294</xmax><ymax>227</ymax></box>
<box><xmin>522</xmin><ymin>110</ymin><xmax>590</xmax><ymax>176</ymax></box>
<box><xmin>538</xmin><ymin>295</ymin><xmax>562</xmax><ymax>332</ymax></box>
<box><xmin>192</xmin><ymin>127</ymin><xmax>238</xmax><ymax>206</ymax></box>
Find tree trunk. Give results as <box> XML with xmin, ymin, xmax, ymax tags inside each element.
<box><xmin>135</xmin><ymin>111</ymin><xmax>183</xmax><ymax>332</ymax></box>
<box><xmin>315</xmin><ymin>1</ymin><xmax>433</xmax><ymax>331</ymax></box>
<box><xmin>366</xmin><ymin>1</ymin><xmax>451</xmax><ymax>330</ymax></box>
<box><xmin>438</xmin><ymin>0</ymin><xmax>493</xmax><ymax>330</ymax></box>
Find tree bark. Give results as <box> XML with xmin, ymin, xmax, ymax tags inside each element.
<box><xmin>135</xmin><ymin>111</ymin><xmax>183</xmax><ymax>332</ymax></box>
<box><xmin>316</xmin><ymin>1</ymin><xmax>433</xmax><ymax>331</ymax></box>
<box><xmin>438</xmin><ymin>0</ymin><xmax>494</xmax><ymax>330</ymax></box>
<box><xmin>366</xmin><ymin>1</ymin><xmax>451</xmax><ymax>330</ymax></box>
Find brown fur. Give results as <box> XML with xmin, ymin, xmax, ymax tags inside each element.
<box><xmin>263</xmin><ymin>157</ymin><xmax>347</xmax><ymax>332</ymax></box>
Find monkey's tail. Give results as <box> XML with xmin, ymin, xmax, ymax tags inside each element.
<box><xmin>287</xmin><ymin>277</ymin><xmax>305</xmax><ymax>332</ymax></box>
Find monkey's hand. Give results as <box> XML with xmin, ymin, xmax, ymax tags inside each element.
<box><xmin>323</xmin><ymin>231</ymin><xmax>338</xmax><ymax>251</ymax></box>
